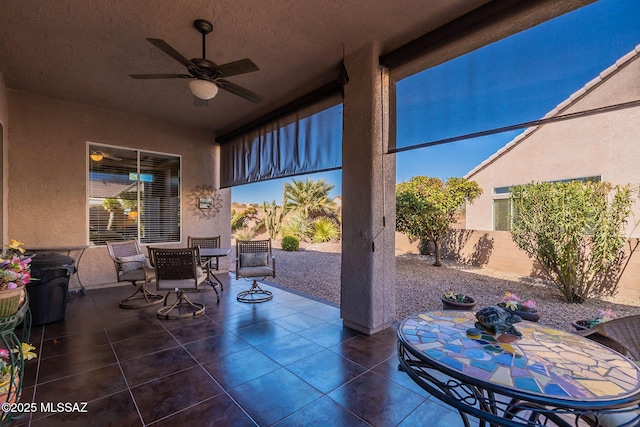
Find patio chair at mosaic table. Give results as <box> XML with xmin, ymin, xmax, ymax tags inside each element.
<box><xmin>575</xmin><ymin>314</ymin><xmax>640</xmax><ymax>427</ymax></box>
<box><xmin>576</xmin><ymin>314</ymin><xmax>640</xmax><ymax>362</ymax></box>
<box><xmin>148</xmin><ymin>247</ymin><xmax>208</xmax><ymax>319</ymax></box>
<box><xmin>106</xmin><ymin>240</ymin><xmax>164</xmax><ymax>309</ymax></box>
<box><xmin>187</xmin><ymin>235</ymin><xmax>224</xmax><ymax>293</ymax></box>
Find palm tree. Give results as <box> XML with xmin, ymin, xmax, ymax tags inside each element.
<box><xmin>283</xmin><ymin>178</ymin><xmax>336</xmax><ymax>219</ymax></box>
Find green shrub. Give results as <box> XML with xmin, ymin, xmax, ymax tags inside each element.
<box><xmin>311</xmin><ymin>217</ymin><xmax>340</xmax><ymax>243</ymax></box>
<box><xmin>231</xmin><ymin>207</ymin><xmax>259</xmax><ymax>232</ymax></box>
<box><xmin>510</xmin><ymin>181</ymin><xmax>634</xmax><ymax>302</ymax></box>
<box><xmin>102</xmin><ymin>198</ymin><xmax>121</xmax><ymax>210</ymax></box>
<box><xmin>280</xmin><ymin>213</ymin><xmax>311</xmax><ymax>241</ymax></box>
<box><xmin>281</xmin><ymin>236</ymin><xmax>299</xmax><ymax>251</ymax></box>
<box><xmin>233</xmin><ymin>226</ymin><xmax>255</xmax><ymax>241</ymax></box>
<box><xmin>231</xmin><ymin>211</ymin><xmax>246</xmax><ymax>231</ymax></box>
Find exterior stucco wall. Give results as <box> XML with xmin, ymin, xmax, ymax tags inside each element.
<box><xmin>466</xmin><ymin>53</ymin><xmax>640</xmax><ymax>233</ymax></box>
<box><xmin>459</xmin><ymin>52</ymin><xmax>640</xmax><ymax>298</ymax></box>
<box><xmin>6</xmin><ymin>89</ymin><xmax>231</xmax><ymax>289</ymax></box>
<box><xmin>442</xmin><ymin>229</ymin><xmax>640</xmax><ymax>300</ymax></box>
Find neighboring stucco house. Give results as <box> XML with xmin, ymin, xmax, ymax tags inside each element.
<box><xmin>456</xmin><ymin>46</ymin><xmax>640</xmax><ymax>298</ymax></box>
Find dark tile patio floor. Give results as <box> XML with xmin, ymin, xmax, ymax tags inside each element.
<box><xmin>11</xmin><ymin>275</ymin><xmax>466</xmax><ymax>426</ymax></box>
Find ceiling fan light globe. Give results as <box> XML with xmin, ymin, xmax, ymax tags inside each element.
<box><xmin>189</xmin><ymin>79</ymin><xmax>218</xmax><ymax>100</ymax></box>
<box><xmin>90</xmin><ymin>151</ymin><xmax>104</xmax><ymax>162</ymax></box>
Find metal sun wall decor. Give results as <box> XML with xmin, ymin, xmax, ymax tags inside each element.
<box><xmin>189</xmin><ymin>185</ymin><xmax>222</xmax><ymax>219</ymax></box>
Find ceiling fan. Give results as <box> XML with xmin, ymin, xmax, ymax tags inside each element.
<box><xmin>130</xmin><ymin>19</ymin><xmax>262</xmax><ymax>104</ymax></box>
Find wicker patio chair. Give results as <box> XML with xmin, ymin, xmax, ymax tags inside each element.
<box><xmin>576</xmin><ymin>314</ymin><xmax>640</xmax><ymax>362</ymax></box>
<box><xmin>235</xmin><ymin>239</ymin><xmax>275</xmax><ymax>303</ymax></box>
<box><xmin>572</xmin><ymin>318</ymin><xmax>640</xmax><ymax>427</ymax></box>
<box><xmin>147</xmin><ymin>247</ymin><xmax>208</xmax><ymax>319</ymax></box>
<box><xmin>106</xmin><ymin>240</ymin><xmax>164</xmax><ymax>309</ymax></box>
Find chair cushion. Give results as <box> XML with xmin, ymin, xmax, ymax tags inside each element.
<box><xmin>119</xmin><ymin>269</ymin><xmax>148</xmax><ymax>282</ymax></box>
<box><xmin>118</xmin><ymin>254</ymin><xmax>150</xmax><ymax>274</ymax></box>
<box><xmin>238</xmin><ymin>265</ymin><xmax>274</xmax><ymax>277</ymax></box>
<box><xmin>158</xmin><ymin>269</ymin><xmax>207</xmax><ymax>290</ymax></box>
<box><xmin>240</xmin><ymin>252</ymin><xmax>268</xmax><ymax>267</ymax></box>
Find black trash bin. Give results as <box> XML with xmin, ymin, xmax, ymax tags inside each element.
<box><xmin>27</xmin><ymin>253</ymin><xmax>76</xmax><ymax>326</ymax></box>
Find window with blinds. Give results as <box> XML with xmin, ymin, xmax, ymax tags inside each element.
<box><xmin>88</xmin><ymin>144</ymin><xmax>180</xmax><ymax>245</ymax></box>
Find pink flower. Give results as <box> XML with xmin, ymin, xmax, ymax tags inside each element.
<box><xmin>597</xmin><ymin>309</ymin><xmax>617</xmax><ymax>322</ymax></box>
<box><xmin>499</xmin><ymin>292</ymin><xmax>537</xmax><ymax>312</ymax></box>
<box><xmin>0</xmin><ymin>349</ymin><xmax>9</xmax><ymax>359</ymax></box>
<box><xmin>0</xmin><ymin>239</ymin><xmax>31</xmax><ymax>290</ymax></box>
<box><xmin>501</xmin><ymin>292</ymin><xmax>522</xmax><ymax>303</ymax></box>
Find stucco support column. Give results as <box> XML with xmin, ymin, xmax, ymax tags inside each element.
<box><xmin>341</xmin><ymin>42</ymin><xmax>396</xmax><ymax>335</ymax></box>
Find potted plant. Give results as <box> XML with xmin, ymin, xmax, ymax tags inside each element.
<box><xmin>441</xmin><ymin>290</ymin><xmax>477</xmax><ymax>311</ymax></box>
<box><xmin>0</xmin><ymin>343</ymin><xmax>36</xmax><ymax>407</ymax></box>
<box><xmin>497</xmin><ymin>292</ymin><xmax>540</xmax><ymax>322</ymax></box>
<box><xmin>0</xmin><ymin>240</ymin><xmax>32</xmax><ymax>318</ymax></box>
<box><xmin>571</xmin><ymin>309</ymin><xmax>617</xmax><ymax>331</ymax></box>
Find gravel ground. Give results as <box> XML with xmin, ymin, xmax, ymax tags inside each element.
<box><xmin>266</xmin><ymin>243</ymin><xmax>640</xmax><ymax>332</ymax></box>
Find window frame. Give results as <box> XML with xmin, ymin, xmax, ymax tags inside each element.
<box><xmin>493</xmin><ymin>197</ymin><xmax>512</xmax><ymax>232</ymax></box>
<box><xmin>87</xmin><ymin>142</ymin><xmax>182</xmax><ymax>246</ymax></box>
<box><xmin>492</xmin><ymin>176</ymin><xmax>601</xmax><ymax>231</ymax></box>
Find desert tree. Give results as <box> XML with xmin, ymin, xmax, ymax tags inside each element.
<box><xmin>396</xmin><ymin>176</ymin><xmax>482</xmax><ymax>266</ymax></box>
<box><xmin>283</xmin><ymin>178</ymin><xmax>336</xmax><ymax>219</ymax></box>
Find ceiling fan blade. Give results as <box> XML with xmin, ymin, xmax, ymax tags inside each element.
<box><xmin>212</xmin><ymin>59</ymin><xmax>259</xmax><ymax>78</ymax></box>
<box><xmin>129</xmin><ymin>74</ymin><xmax>192</xmax><ymax>79</ymax></box>
<box><xmin>103</xmin><ymin>153</ymin><xmax>123</xmax><ymax>161</ymax></box>
<box><xmin>146</xmin><ymin>38</ymin><xmax>198</xmax><ymax>70</ymax></box>
<box><xmin>216</xmin><ymin>79</ymin><xmax>263</xmax><ymax>103</ymax></box>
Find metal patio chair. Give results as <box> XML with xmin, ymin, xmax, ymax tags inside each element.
<box><xmin>148</xmin><ymin>247</ymin><xmax>208</xmax><ymax>319</ymax></box>
<box><xmin>106</xmin><ymin>240</ymin><xmax>164</xmax><ymax>309</ymax></box>
<box><xmin>187</xmin><ymin>235</ymin><xmax>224</xmax><ymax>292</ymax></box>
<box><xmin>235</xmin><ymin>239</ymin><xmax>275</xmax><ymax>303</ymax></box>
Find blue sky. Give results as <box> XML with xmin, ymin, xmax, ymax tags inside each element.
<box><xmin>232</xmin><ymin>0</ymin><xmax>639</xmax><ymax>204</ymax></box>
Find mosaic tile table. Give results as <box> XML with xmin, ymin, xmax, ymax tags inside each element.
<box><xmin>397</xmin><ymin>311</ymin><xmax>640</xmax><ymax>427</ymax></box>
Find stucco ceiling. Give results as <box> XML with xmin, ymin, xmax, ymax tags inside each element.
<box><xmin>0</xmin><ymin>0</ymin><xmax>488</xmax><ymax>134</ymax></box>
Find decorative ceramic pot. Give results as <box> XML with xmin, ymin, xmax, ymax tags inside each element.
<box><xmin>503</xmin><ymin>307</ymin><xmax>540</xmax><ymax>322</ymax></box>
<box><xmin>441</xmin><ymin>295</ymin><xmax>477</xmax><ymax>311</ymax></box>
<box><xmin>571</xmin><ymin>320</ymin><xmax>590</xmax><ymax>331</ymax></box>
